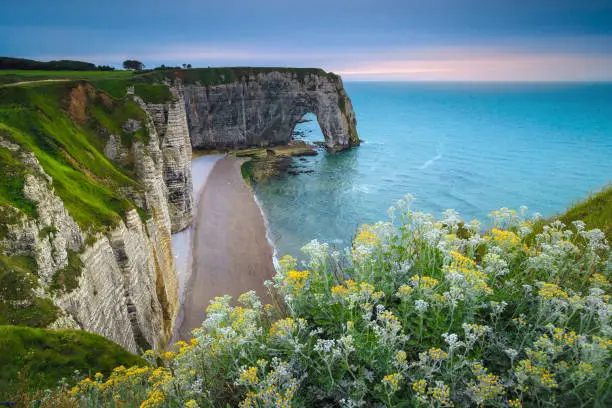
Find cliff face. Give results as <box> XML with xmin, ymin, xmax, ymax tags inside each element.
<box><xmin>182</xmin><ymin>70</ymin><xmax>359</xmax><ymax>151</ymax></box>
<box><xmin>0</xmin><ymin>68</ymin><xmax>357</xmax><ymax>353</ymax></box>
<box><xmin>0</xmin><ymin>83</ymin><xmax>183</xmax><ymax>352</ymax></box>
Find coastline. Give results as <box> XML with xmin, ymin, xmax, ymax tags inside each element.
<box><xmin>170</xmin><ymin>154</ymin><xmax>222</xmax><ymax>343</ymax></box>
<box><xmin>174</xmin><ymin>156</ymin><xmax>276</xmax><ymax>341</ymax></box>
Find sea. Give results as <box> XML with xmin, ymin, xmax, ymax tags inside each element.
<box><xmin>252</xmin><ymin>82</ymin><xmax>612</xmax><ymax>259</ymax></box>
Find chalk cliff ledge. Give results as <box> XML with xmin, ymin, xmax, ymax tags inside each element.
<box><xmin>175</xmin><ymin>68</ymin><xmax>359</xmax><ymax>152</ymax></box>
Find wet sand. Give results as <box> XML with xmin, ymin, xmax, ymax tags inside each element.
<box><xmin>176</xmin><ymin>156</ymin><xmax>276</xmax><ymax>340</ymax></box>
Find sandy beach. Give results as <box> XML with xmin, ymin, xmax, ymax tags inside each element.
<box><xmin>175</xmin><ymin>156</ymin><xmax>276</xmax><ymax>340</ymax></box>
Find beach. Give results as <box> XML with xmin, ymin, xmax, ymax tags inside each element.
<box><xmin>174</xmin><ymin>156</ymin><xmax>276</xmax><ymax>340</ymax></box>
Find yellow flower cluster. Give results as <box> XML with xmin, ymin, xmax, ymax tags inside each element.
<box><xmin>238</xmin><ymin>366</ymin><xmax>258</xmax><ymax>386</ymax></box>
<box><xmin>515</xmin><ymin>359</ymin><xmax>557</xmax><ymax>388</ymax></box>
<box><xmin>412</xmin><ymin>379</ymin><xmax>427</xmax><ymax>395</ymax></box>
<box><xmin>590</xmin><ymin>273</ymin><xmax>609</xmax><ymax>287</ymax></box>
<box><xmin>412</xmin><ymin>379</ymin><xmax>453</xmax><ymax>406</ymax></box>
<box><xmin>410</xmin><ymin>275</ymin><xmax>439</xmax><ymax>291</ymax></box>
<box><xmin>469</xmin><ymin>364</ymin><xmax>504</xmax><ymax>404</ymax></box>
<box><xmin>185</xmin><ymin>400</ymin><xmax>199</xmax><ymax>408</ymax></box>
<box><xmin>429</xmin><ymin>382</ymin><xmax>453</xmax><ymax>407</ymax></box>
<box><xmin>444</xmin><ymin>251</ymin><xmax>492</xmax><ymax>295</ymax></box>
<box><xmin>576</xmin><ymin>362</ymin><xmax>594</xmax><ymax>380</ymax></box>
<box><xmin>593</xmin><ymin>335</ymin><xmax>612</xmax><ymax>350</ymax></box>
<box><xmin>428</xmin><ymin>347</ymin><xmax>449</xmax><ymax>361</ymax></box>
<box><xmin>394</xmin><ymin>350</ymin><xmax>407</xmax><ymax>366</ymax></box>
<box><xmin>382</xmin><ymin>373</ymin><xmax>402</xmax><ymax>392</ymax></box>
<box><xmin>551</xmin><ymin>327</ymin><xmax>578</xmax><ymax>348</ymax></box>
<box><xmin>278</xmin><ymin>255</ymin><xmax>297</xmax><ymax>271</ymax></box>
<box><xmin>140</xmin><ymin>389</ymin><xmax>165</xmax><ymax>408</ymax></box>
<box><xmin>354</xmin><ymin>224</ymin><xmax>379</xmax><ymax>248</ymax></box>
<box><xmin>449</xmin><ymin>250</ymin><xmax>476</xmax><ymax>269</ymax></box>
<box><xmin>489</xmin><ymin>228</ymin><xmax>521</xmax><ymax>249</ymax></box>
<box><xmin>508</xmin><ymin>398</ymin><xmax>522</xmax><ymax>407</ymax></box>
<box><xmin>269</xmin><ymin>318</ymin><xmax>298</xmax><ymax>339</ymax></box>
<box><xmin>395</xmin><ymin>284</ymin><xmax>414</xmax><ymax>299</ymax></box>
<box><xmin>537</xmin><ymin>283</ymin><xmax>569</xmax><ymax>301</ymax></box>
<box><xmin>283</xmin><ymin>270</ymin><xmax>310</xmax><ymax>295</ymax></box>
<box><xmin>330</xmin><ymin>280</ymin><xmax>384</xmax><ymax>304</ymax></box>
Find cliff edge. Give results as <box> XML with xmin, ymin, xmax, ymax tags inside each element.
<box><xmin>0</xmin><ymin>67</ymin><xmax>358</xmax><ymax>353</ymax></box>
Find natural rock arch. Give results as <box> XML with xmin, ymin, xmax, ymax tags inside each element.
<box><xmin>182</xmin><ymin>69</ymin><xmax>360</xmax><ymax>152</ymax></box>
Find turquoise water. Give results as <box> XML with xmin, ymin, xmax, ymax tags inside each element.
<box><xmin>254</xmin><ymin>82</ymin><xmax>612</xmax><ymax>258</ymax></box>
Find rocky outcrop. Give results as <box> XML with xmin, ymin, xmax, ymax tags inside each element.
<box><xmin>140</xmin><ymin>84</ymin><xmax>193</xmax><ymax>233</ymax></box>
<box><xmin>0</xmin><ymin>68</ymin><xmax>357</xmax><ymax>353</ymax></box>
<box><xmin>182</xmin><ymin>70</ymin><xmax>359</xmax><ymax>152</ymax></box>
<box><xmin>0</xmin><ymin>138</ymin><xmax>177</xmax><ymax>353</ymax></box>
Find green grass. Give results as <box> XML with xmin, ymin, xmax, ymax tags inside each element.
<box><xmin>49</xmin><ymin>250</ymin><xmax>84</xmax><ymax>294</ymax></box>
<box><xmin>0</xmin><ymin>325</ymin><xmax>146</xmax><ymax>398</ymax></box>
<box><xmin>0</xmin><ymin>254</ymin><xmax>59</xmax><ymax>328</ymax></box>
<box><xmin>0</xmin><ymin>70</ymin><xmax>133</xmax><ymax>86</ymax></box>
<box><xmin>0</xmin><ymin>83</ymin><xmax>144</xmax><ymax>234</ymax></box>
<box><xmin>559</xmin><ymin>184</ymin><xmax>612</xmax><ymax>240</ymax></box>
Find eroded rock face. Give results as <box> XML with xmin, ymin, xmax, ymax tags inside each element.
<box><xmin>0</xmin><ymin>69</ymin><xmax>357</xmax><ymax>353</ymax></box>
<box><xmin>0</xmin><ymin>118</ymin><xmax>178</xmax><ymax>353</ymax></box>
<box><xmin>183</xmin><ymin>71</ymin><xmax>359</xmax><ymax>151</ymax></box>
<box><xmin>142</xmin><ymin>84</ymin><xmax>193</xmax><ymax>233</ymax></box>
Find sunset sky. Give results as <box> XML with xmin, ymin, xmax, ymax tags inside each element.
<box><xmin>2</xmin><ymin>0</ymin><xmax>612</xmax><ymax>81</ymax></box>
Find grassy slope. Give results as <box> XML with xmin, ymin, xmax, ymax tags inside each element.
<box><xmin>0</xmin><ymin>326</ymin><xmax>145</xmax><ymax>397</ymax></box>
<box><xmin>0</xmin><ymin>81</ymin><xmax>161</xmax><ymax>328</ymax></box>
<box><xmin>0</xmin><ymin>70</ymin><xmax>132</xmax><ymax>85</ymax></box>
<box><xmin>0</xmin><ymin>82</ymin><xmax>145</xmax><ymax>234</ymax></box>
<box><xmin>559</xmin><ymin>184</ymin><xmax>612</xmax><ymax>240</ymax></box>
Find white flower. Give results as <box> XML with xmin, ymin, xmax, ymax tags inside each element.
<box><xmin>414</xmin><ymin>299</ymin><xmax>429</xmax><ymax>313</ymax></box>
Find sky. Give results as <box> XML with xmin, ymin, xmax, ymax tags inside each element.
<box><xmin>1</xmin><ymin>0</ymin><xmax>612</xmax><ymax>81</ymax></box>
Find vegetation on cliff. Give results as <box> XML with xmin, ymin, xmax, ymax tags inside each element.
<box><xmin>0</xmin><ymin>326</ymin><xmax>145</xmax><ymax>398</ymax></box>
<box><xmin>57</xmin><ymin>197</ymin><xmax>610</xmax><ymax>407</ymax></box>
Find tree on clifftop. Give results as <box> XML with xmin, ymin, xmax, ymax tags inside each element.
<box><xmin>122</xmin><ymin>60</ymin><xmax>145</xmax><ymax>71</ymax></box>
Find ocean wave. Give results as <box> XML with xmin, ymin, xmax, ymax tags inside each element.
<box><xmin>253</xmin><ymin>192</ymin><xmax>280</xmax><ymax>270</ymax></box>
<box><xmin>419</xmin><ymin>153</ymin><xmax>443</xmax><ymax>170</ymax></box>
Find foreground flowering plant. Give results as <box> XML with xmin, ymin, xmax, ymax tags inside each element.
<box><xmin>66</xmin><ymin>197</ymin><xmax>610</xmax><ymax>407</ymax></box>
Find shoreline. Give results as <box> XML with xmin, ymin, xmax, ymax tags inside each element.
<box><xmin>174</xmin><ymin>156</ymin><xmax>276</xmax><ymax>341</ymax></box>
<box><xmin>170</xmin><ymin>154</ymin><xmax>222</xmax><ymax>344</ymax></box>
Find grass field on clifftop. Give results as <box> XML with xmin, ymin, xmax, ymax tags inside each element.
<box><xmin>0</xmin><ymin>326</ymin><xmax>145</xmax><ymax>399</ymax></box>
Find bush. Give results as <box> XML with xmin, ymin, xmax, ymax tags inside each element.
<box><xmin>60</xmin><ymin>199</ymin><xmax>612</xmax><ymax>407</ymax></box>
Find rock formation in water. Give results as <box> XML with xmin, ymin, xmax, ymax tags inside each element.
<box><xmin>0</xmin><ymin>68</ymin><xmax>357</xmax><ymax>352</ymax></box>
<box><xmin>182</xmin><ymin>69</ymin><xmax>359</xmax><ymax>151</ymax></box>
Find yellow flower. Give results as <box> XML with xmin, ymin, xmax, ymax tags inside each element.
<box><xmin>283</xmin><ymin>270</ymin><xmax>310</xmax><ymax>295</ymax></box>
<box><xmin>185</xmin><ymin>400</ymin><xmax>199</xmax><ymax>408</ymax></box>
<box><xmin>382</xmin><ymin>373</ymin><xmax>402</xmax><ymax>392</ymax></box>
<box><xmin>412</xmin><ymin>379</ymin><xmax>427</xmax><ymax>395</ymax></box>
<box><xmin>269</xmin><ymin>318</ymin><xmax>298</xmax><ymax>339</ymax></box>
<box><xmin>590</xmin><ymin>273</ymin><xmax>609</xmax><ymax>287</ymax></box>
<box><xmin>238</xmin><ymin>366</ymin><xmax>258</xmax><ymax>386</ymax></box>
<box><xmin>508</xmin><ymin>398</ymin><xmax>522</xmax><ymax>407</ymax></box>
<box><xmin>538</xmin><ymin>283</ymin><xmax>568</xmax><ymax>301</ymax></box>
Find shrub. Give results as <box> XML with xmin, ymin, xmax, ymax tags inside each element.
<box><xmin>63</xmin><ymin>199</ymin><xmax>612</xmax><ymax>407</ymax></box>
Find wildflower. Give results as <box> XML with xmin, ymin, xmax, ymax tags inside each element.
<box><xmin>282</xmin><ymin>270</ymin><xmax>310</xmax><ymax>295</ymax></box>
<box><xmin>410</xmin><ymin>275</ymin><xmax>439</xmax><ymax>291</ymax></box>
<box><xmin>237</xmin><ymin>366</ymin><xmax>258</xmax><ymax>386</ymax></box>
<box><xmin>468</xmin><ymin>364</ymin><xmax>504</xmax><ymax>405</ymax></box>
<box><xmin>508</xmin><ymin>398</ymin><xmax>522</xmax><ymax>407</ymax></box>
<box><xmin>382</xmin><ymin>373</ymin><xmax>402</xmax><ymax>393</ymax></box>
<box><xmin>414</xmin><ymin>299</ymin><xmax>429</xmax><ymax>313</ymax></box>
<box><xmin>395</xmin><ymin>284</ymin><xmax>414</xmax><ymax>300</ymax></box>
<box><xmin>269</xmin><ymin>318</ymin><xmax>298</xmax><ymax>340</ymax></box>
<box><xmin>537</xmin><ymin>282</ymin><xmax>569</xmax><ymax>301</ymax></box>
<box><xmin>185</xmin><ymin>400</ymin><xmax>199</xmax><ymax>408</ymax></box>
<box><xmin>394</xmin><ymin>350</ymin><xmax>408</xmax><ymax>369</ymax></box>
<box><xmin>590</xmin><ymin>273</ymin><xmax>609</xmax><ymax>288</ymax></box>
<box><xmin>429</xmin><ymin>381</ymin><xmax>453</xmax><ymax>407</ymax></box>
